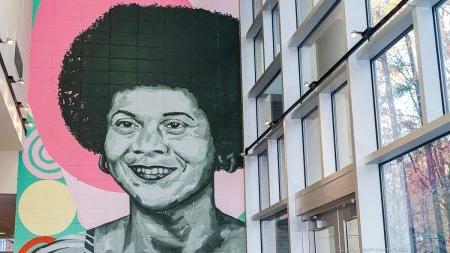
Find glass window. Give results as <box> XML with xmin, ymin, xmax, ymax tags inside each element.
<box><xmin>253</xmin><ymin>0</ymin><xmax>262</xmax><ymax>18</ymax></box>
<box><xmin>345</xmin><ymin>218</ymin><xmax>360</xmax><ymax>253</ymax></box>
<box><xmin>372</xmin><ymin>29</ymin><xmax>422</xmax><ymax>147</ymax></box>
<box><xmin>332</xmin><ymin>84</ymin><xmax>354</xmax><ymax>170</ymax></box>
<box><xmin>314</xmin><ymin>226</ymin><xmax>336</xmax><ymax>252</ymax></box>
<box><xmin>277</xmin><ymin>137</ymin><xmax>287</xmax><ymax>199</ymax></box>
<box><xmin>381</xmin><ymin>133</ymin><xmax>450</xmax><ymax>252</ymax></box>
<box><xmin>435</xmin><ymin>0</ymin><xmax>450</xmax><ymax>112</ymax></box>
<box><xmin>368</xmin><ymin>0</ymin><xmax>402</xmax><ymax>25</ymax></box>
<box><xmin>259</xmin><ymin>151</ymin><xmax>270</xmax><ymax>210</ymax></box>
<box><xmin>302</xmin><ymin>108</ymin><xmax>323</xmax><ymax>186</ymax></box>
<box><xmin>272</xmin><ymin>4</ymin><xmax>281</xmax><ymax>57</ymax></box>
<box><xmin>298</xmin><ymin>2</ymin><xmax>347</xmax><ymax>95</ymax></box>
<box><xmin>256</xmin><ymin>74</ymin><xmax>283</xmax><ymax>135</ymax></box>
<box><xmin>296</xmin><ymin>0</ymin><xmax>321</xmax><ymax>26</ymax></box>
<box><xmin>261</xmin><ymin>211</ymin><xmax>289</xmax><ymax>253</ymax></box>
<box><xmin>255</xmin><ymin>30</ymin><xmax>265</xmax><ymax>81</ymax></box>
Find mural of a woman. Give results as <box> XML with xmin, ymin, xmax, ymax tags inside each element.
<box><xmin>35</xmin><ymin>4</ymin><xmax>244</xmax><ymax>253</ymax></box>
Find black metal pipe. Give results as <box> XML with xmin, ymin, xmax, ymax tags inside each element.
<box><xmin>244</xmin><ymin>0</ymin><xmax>409</xmax><ymax>155</ymax></box>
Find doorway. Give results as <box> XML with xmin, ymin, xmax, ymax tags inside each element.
<box><xmin>306</xmin><ymin>201</ymin><xmax>360</xmax><ymax>253</ymax></box>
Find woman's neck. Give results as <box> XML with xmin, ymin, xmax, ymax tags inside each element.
<box><xmin>125</xmin><ymin>183</ymin><xmax>222</xmax><ymax>252</ymax></box>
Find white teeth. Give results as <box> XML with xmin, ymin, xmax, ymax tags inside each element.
<box><xmin>137</xmin><ymin>168</ymin><xmax>142</xmax><ymax>173</ymax></box>
<box><xmin>151</xmin><ymin>168</ymin><xmax>157</xmax><ymax>174</ymax></box>
<box><xmin>158</xmin><ymin>168</ymin><xmax>163</xmax><ymax>173</ymax></box>
<box><xmin>163</xmin><ymin>168</ymin><xmax>168</xmax><ymax>173</ymax></box>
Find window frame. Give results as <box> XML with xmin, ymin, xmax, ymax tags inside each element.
<box><xmin>370</xmin><ymin>25</ymin><xmax>421</xmax><ymax>148</ymax></box>
<box><xmin>302</xmin><ymin>107</ymin><xmax>323</xmax><ymax>186</ymax></box>
<box><xmin>258</xmin><ymin>150</ymin><xmax>271</xmax><ymax>211</ymax></box>
<box><xmin>277</xmin><ymin>136</ymin><xmax>287</xmax><ymax>200</ymax></box>
<box><xmin>433</xmin><ymin>0</ymin><xmax>450</xmax><ymax>113</ymax></box>
<box><xmin>256</xmin><ymin>71</ymin><xmax>283</xmax><ymax>136</ymax></box>
<box><xmin>260</xmin><ymin>209</ymin><xmax>290</xmax><ymax>253</ymax></box>
<box><xmin>272</xmin><ymin>3</ymin><xmax>281</xmax><ymax>58</ymax></box>
<box><xmin>331</xmin><ymin>82</ymin><xmax>354</xmax><ymax>171</ymax></box>
<box><xmin>379</xmin><ymin>130</ymin><xmax>450</xmax><ymax>252</ymax></box>
<box><xmin>254</xmin><ymin>28</ymin><xmax>265</xmax><ymax>82</ymax></box>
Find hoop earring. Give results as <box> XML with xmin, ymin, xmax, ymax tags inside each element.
<box><xmin>98</xmin><ymin>154</ymin><xmax>110</xmax><ymax>174</ymax></box>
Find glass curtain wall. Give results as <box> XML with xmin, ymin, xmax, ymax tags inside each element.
<box><xmin>302</xmin><ymin>108</ymin><xmax>323</xmax><ymax>186</ymax></box>
<box><xmin>256</xmin><ymin>74</ymin><xmax>283</xmax><ymax>135</ymax></box>
<box><xmin>332</xmin><ymin>84</ymin><xmax>354</xmax><ymax>170</ymax></box>
<box><xmin>368</xmin><ymin>0</ymin><xmax>402</xmax><ymax>25</ymax></box>
<box><xmin>381</xmin><ymin>133</ymin><xmax>450</xmax><ymax>252</ymax></box>
<box><xmin>435</xmin><ymin>0</ymin><xmax>450</xmax><ymax>112</ymax></box>
<box><xmin>272</xmin><ymin>4</ymin><xmax>281</xmax><ymax>56</ymax></box>
<box><xmin>372</xmin><ymin>29</ymin><xmax>422</xmax><ymax>147</ymax></box>
<box><xmin>277</xmin><ymin>137</ymin><xmax>287</xmax><ymax>199</ymax></box>
<box><xmin>255</xmin><ymin>30</ymin><xmax>265</xmax><ymax>81</ymax></box>
<box><xmin>259</xmin><ymin>151</ymin><xmax>270</xmax><ymax>210</ymax></box>
<box><xmin>261</xmin><ymin>211</ymin><xmax>289</xmax><ymax>253</ymax></box>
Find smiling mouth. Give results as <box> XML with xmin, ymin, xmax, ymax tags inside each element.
<box><xmin>129</xmin><ymin>165</ymin><xmax>177</xmax><ymax>181</ymax></box>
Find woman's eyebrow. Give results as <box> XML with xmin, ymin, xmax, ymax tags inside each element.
<box><xmin>163</xmin><ymin>112</ymin><xmax>195</xmax><ymax>121</ymax></box>
<box><xmin>111</xmin><ymin>110</ymin><xmax>136</xmax><ymax>119</ymax></box>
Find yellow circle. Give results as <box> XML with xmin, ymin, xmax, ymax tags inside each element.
<box><xmin>18</xmin><ymin>180</ymin><xmax>76</xmax><ymax>235</ymax></box>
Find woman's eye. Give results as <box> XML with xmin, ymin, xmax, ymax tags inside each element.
<box><xmin>163</xmin><ymin>121</ymin><xmax>188</xmax><ymax>135</ymax></box>
<box><xmin>113</xmin><ymin>120</ymin><xmax>140</xmax><ymax>134</ymax></box>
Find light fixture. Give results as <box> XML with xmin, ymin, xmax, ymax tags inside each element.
<box><xmin>264</xmin><ymin>120</ymin><xmax>271</xmax><ymax>126</ymax></box>
<box><xmin>0</xmin><ymin>232</ymin><xmax>6</xmax><ymax>235</ymax></box>
<box><xmin>25</xmin><ymin>121</ymin><xmax>34</xmax><ymax>128</ymax></box>
<box><xmin>304</xmin><ymin>81</ymin><xmax>311</xmax><ymax>88</ymax></box>
<box><xmin>350</xmin><ymin>28</ymin><xmax>374</xmax><ymax>39</ymax></box>
<box><xmin>0</xmin><ymin>37</ymin><xmax>14</xmax><ymax>46</ymax></box>
<box><xmin>12</xmin><ymin>78</ymin><xmax>25</xmax><ymax>85</ymax></box>
<box><xmin>17</xmin><ymin>102</ymin><xmax>29</xmax><ymax>113</ymax></box>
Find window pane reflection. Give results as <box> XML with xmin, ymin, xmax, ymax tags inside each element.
<box><xmin>373</xmin><ymin>29</ymin><xmax>422</xmax><ymax>147</ymax></box>
<box><xmin>259</xmin><ymin>151</ymin><xmax>270</xmax><ymax>210</ymax></box>
<box><xmin>255</xmin><ymin>30</ymin><xmax>265</xmax><ymax>81</ymax></box>
<box><xmin>345</xmin><ymin>218</ymin><xmax>360</xmax><ymax>253</ymax></box>
<box><xmin>314</xmin><ymin>226</ymin><xmax>336</xmax><ymax>253</ymax></box>
<box><xmin>332</xmin><ymin>84</ymin><xmax>353</xmax><ymax>170</ymax></box>
<box><xmin>303</xmin><ymin>108</ymin><xmax>323</xmax><ymax>186</ymax></box>
<box><xmin>436</xmin><ymin>0</ymin><xmax>450</xmax><ymax>112</ymax></box>
<box><xmin>257</xmin><ymin>74</ymin><xmax>283</xmax><ymax>135</ymax></box>
<box><xmin>261</xmin><ymin>211</ymin><xmax>289</xmax><ymax>253</ymax></box>
<box><xmin>381</xmin><ymin>133</ymin><xmax>450</xmax><ymax>252</ymax></box>
<box><xmin>296</xmin><ymin>0</ymin><xmax>321</xmax><ymax>26</ymax></box>
<box><xmin>299</xmin><ymin>3</ymin><xmax>347</xmax><ymax>95</ymax></box>
<box><xmin>272</xmin><ymin>4</ymin><xmax>281</xmax><ymax>57</ymax></box>
<box><xmin>277</xmin><ymin>137</ymin><xmax>287</xmax><ymax>200</ymax></box>
<box><xmin>369</xmin><ymin>0</ymin><xmax>402</xmax><ymax>25</ymax></box>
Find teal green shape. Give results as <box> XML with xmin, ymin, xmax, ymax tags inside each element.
<box><xmin>38</xmin><ymin>145</ymin><xmax>54</xmax><ymax>164</ymax></box>
<box><xmin>32</xmin><ymin>0</ymin><xmax>41</xmax><ymax>25</ymax></box>
<box><xmin>238</xmin><ymin>212</ymin><xmax>246</xmax><ymax>222</ymax></box>
<box><xmin>27</xmin><ymin>136</ymin><xmax>60</xmax><ymax>173</ymax></box>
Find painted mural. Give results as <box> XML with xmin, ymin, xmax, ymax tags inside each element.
<box><xmin>15</xmin><ymin>1</ymin><xmax>244</xmax><ymax>252</ymax></box>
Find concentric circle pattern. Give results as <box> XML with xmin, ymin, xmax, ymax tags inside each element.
<box><xmin>22</xmin><ymin>128</ymin><xmax>63</xmax><ymax>179</ymax></box>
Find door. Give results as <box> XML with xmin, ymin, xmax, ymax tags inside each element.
<box><xmin>307</xmin><ymin>202</ymin><xmax>360</xmax><ymax>253</ymax></box>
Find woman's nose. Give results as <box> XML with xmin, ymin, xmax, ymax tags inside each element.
<box><xmin>130</xmin><ymin>127</ymin><xmax>168</xmax><ymax>155</ymax></box>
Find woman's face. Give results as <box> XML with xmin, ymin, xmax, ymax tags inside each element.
<box><xmin>104</xmin><ymin>87</ymin><xmax>215</xmax><ymax>210</ymax></box>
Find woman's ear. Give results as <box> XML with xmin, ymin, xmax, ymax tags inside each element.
<box><xmin>98</xmin><ymin>153</ymin><xmax>111</xmax><ymax>174</ymax></box>
<box><xmin>215</xmin><ymin>153</ymin><xmax>237</xmax><ymax>172</ymax></box>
